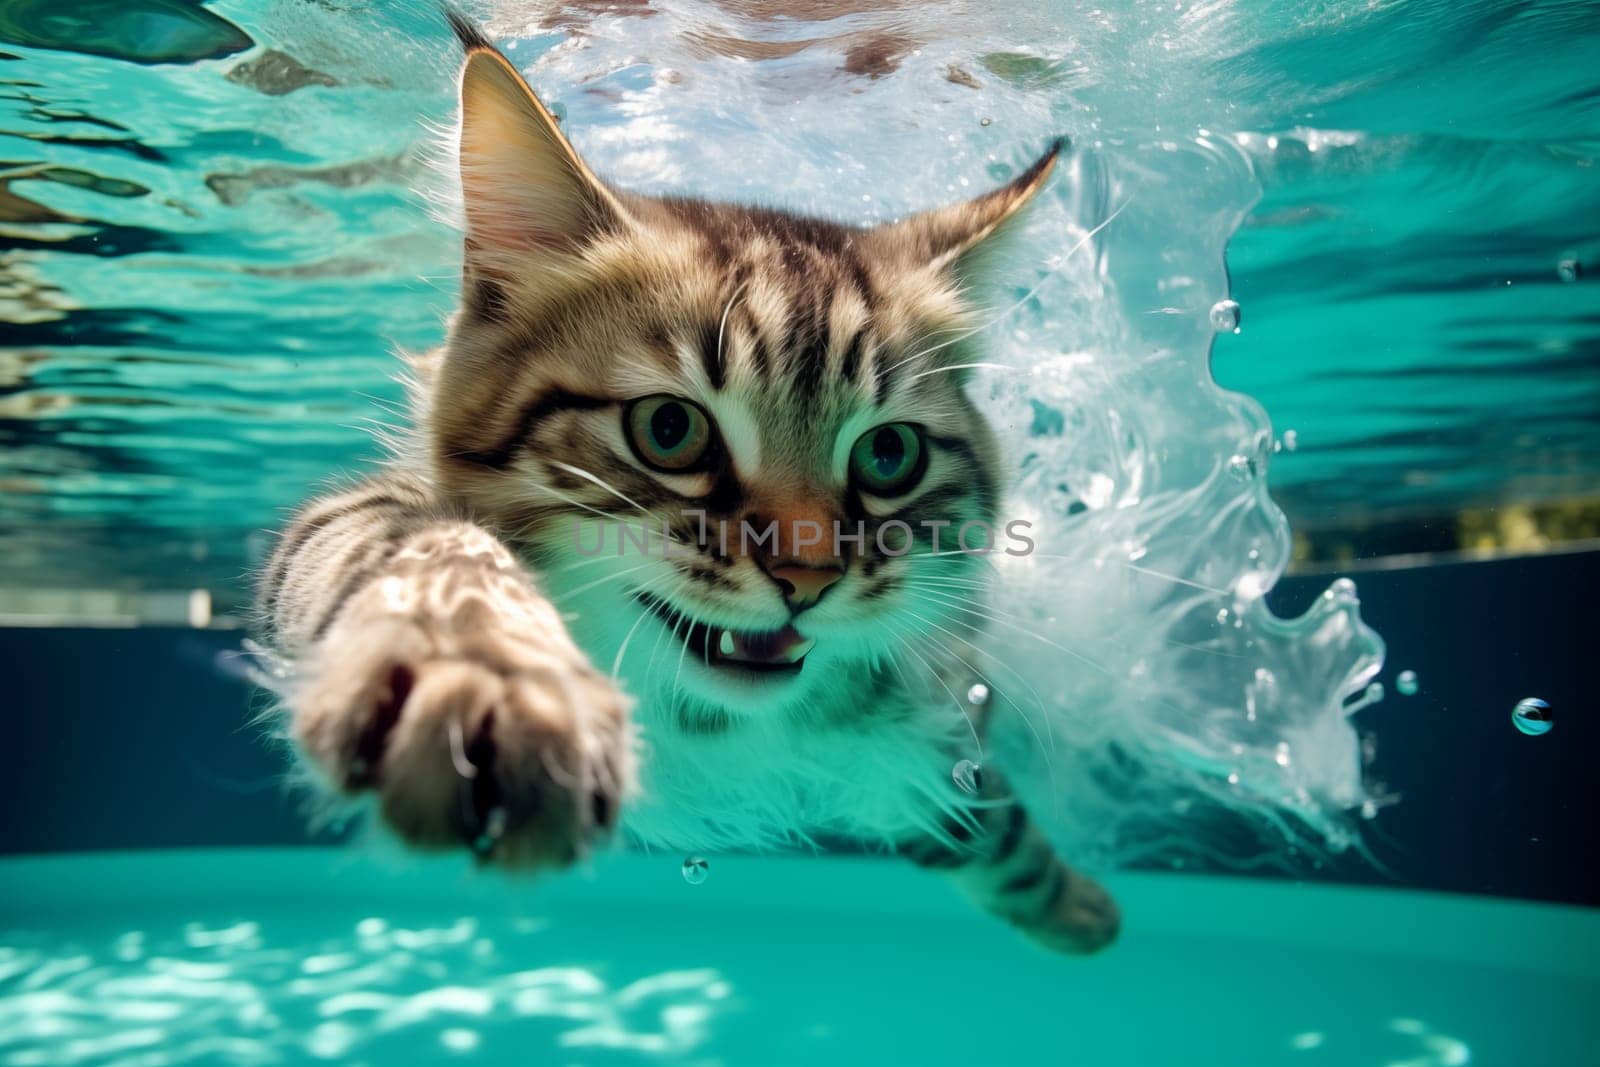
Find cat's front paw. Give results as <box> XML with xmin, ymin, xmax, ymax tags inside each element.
<box><xmin>1030</xmin><ymin>869</ymin><xmax>1121</xmax><ymax>955</ymax></box>
<box><xmin>290</xmin><ymin>526</ymin><xmax>633</xmax><ymax>867</ymax></box>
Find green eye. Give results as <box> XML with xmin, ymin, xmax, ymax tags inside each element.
<box><xmin>849</xmin><ymin>423</ymin><xmax>926</xmax><ymax>495</ymax></box>
<box><xmin>626</xmin><ymin>396</ymin><xmax>714</xmax><ymax>472</ymax></box>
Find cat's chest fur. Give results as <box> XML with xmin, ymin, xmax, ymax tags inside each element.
<box><xmin>618</xmin><ymin>684</ymin><xmax>974</xmax><ymax>853</ymax></box>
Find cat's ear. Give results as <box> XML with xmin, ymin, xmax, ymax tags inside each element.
<box><xmin>869</xmin><ymin>139</ymin><xmax>1063</xmax><ymax>270</ymax></box>
<box><xmin>450</xmin><ymin>14</ymin><xmax>627</xmax><ymax>258</ymax></box>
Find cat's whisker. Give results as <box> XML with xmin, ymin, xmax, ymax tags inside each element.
<box><xmin>903</xmin><ymin>361</ymin><xmax>1019</xmax><ymax>384</ymax></box>
<box><xmin>904</xmin><ymin>587</ymin><xmax>1154</xmax><ymax>748</ymax></box>
<box><xmin>896</xmin><ymin>602</ymin><xmax>1059</xmax><ymax>766</ymax></box>
<box><xmin>897</xmin><ymin>549</ymin><xmax>996</xmax><ymax>563</ymax></box>
<box><xmin>638</xmin><ymin>597</ymin><xmax>677</xmax><ymax>707</ymax></box>
<box><xmin>539</xmin><ymin>549</ymin><xmax>640</xmax><ymax>581</ymax></box>
<box><xmin>908</xmin><ymin>573</ymin><xmax>995</xmax><ymax>590</ymax></box>
<box><xmin>916</xmin><ymin>579</ymin><xmax>1248</xmax><ymax>662</ymax></box>
<box><xmin>669</xmin><ymin>605</ymin><xmax>695</xmax><ymax>699</ymax></box>
<box><xmin>909</xmin><ymin>586</ymin><xmax>1120</xmax><ymax>682</ymax></box>
<box><xmin>1022</xmin><ymin>551</ymin><xmax>1233</xmax><ymax>597</ymax></box>
<box><xmin>544</xmin><ymin>460</ymin><xmax>682</xmax><ymax>539</ymax></box>
<box><xmin>545</xmin><ymin>560</ymin><xmax>661</xmax><ymax>606</ymax></box>
<box><xmin>911</xmin><ymin>584</ymin><xmax>999</xmax><ymax>604</ymax></box>
<box><xmin>507</xmin><ymin>490</ymin><xmax>636</xmax><ymax>539</ymax></box>
<box><xmin>877</xmin><ymin>616</ymin><xmax>985</xmax><ymax>758</ymax></box>
<box><xmin>1118</xmin><ymin>560</ymin><xmax>1232</xmax><ymax>597</ymax></box>
<box><xmin>914</xmin><ymin>587</ymin><xmax>1224</xmax><ymax>709</ymax></box>
<box><xmin>473</xmin><ymin>479</ymin><xmax>649</xmax><ymax>556</ymax></box>
<box><xmin>610</xmin><ymin>608</ymin><xmax>652</xmax><ymax>680</ymax></box>
<box><xmin>895</xmin><ymin>555</ymin><xmax>1003</xmax><ymax>582</ymax></box>
<box><xmin>911</xmin><ymin>585</ymin><xmax>1054</xmax><ymax>633</ymax></box>
<box><xmin>520</xmin><ymin>481</ymin><xmax>685</xmax><ymax>547</ymax></box>
<box><xmin>502</xmin><ymin>507</ymin><xmax>573</xmax><ymax>545</ymax></box>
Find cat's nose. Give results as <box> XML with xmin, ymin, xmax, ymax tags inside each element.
<box><xmin>766</xmin><ymin>564</ymin><xmax>844</xmax><ymax>610</ymax></box>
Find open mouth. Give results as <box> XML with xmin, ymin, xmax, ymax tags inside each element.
<box><xmin>637</xmin><ymin>594</ymin><xmax>814</xmax><ymax>674</ymax></box>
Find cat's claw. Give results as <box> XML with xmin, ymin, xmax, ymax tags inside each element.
<box><xmin>290</xmin><ymin>533</ymin><xmax>633</xmax><ymax>868</ymax></box>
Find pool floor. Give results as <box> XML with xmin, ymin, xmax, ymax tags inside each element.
<box><xmin>3</xmin><ymin>849</ymin><xmax>1596</xmax><ymax>1065</ymax></box>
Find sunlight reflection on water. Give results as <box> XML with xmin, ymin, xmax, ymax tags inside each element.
<box><xmin>0</xmin><ymin>916</ymin><xmax>732</xmax><ymax>1065</ymax></box>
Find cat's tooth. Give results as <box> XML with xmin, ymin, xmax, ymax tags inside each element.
<box><xmin>785</xmin><ymin>637</ymin><xmax>816</xmax><ymax>663</ymax></box>
<box><xmin>718</xmin><ymin>630</ymin><xmax>736</xmax><ymax>657</ymax></box>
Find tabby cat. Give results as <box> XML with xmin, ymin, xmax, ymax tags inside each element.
<box><xmin>258</xmin><ymin>12</ymin><xmax>1118</xmax><ymax>955</ymax></box>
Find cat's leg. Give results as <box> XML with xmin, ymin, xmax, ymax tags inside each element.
<box><xmin>258</xmin><ymin>472</ymin><xmax>633</xmax><ymax>866</ymax></box>
<box><xmin>902</xmin><ymin>791</ymin><xmax>1120</xmax><ymax>954</ymax></box>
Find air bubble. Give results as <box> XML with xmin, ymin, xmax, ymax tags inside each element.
<box><xmin>952</xmin><ymin>759</ymin><xmax>983</xmax><ymax>794</ymax></box>
<box><xmin>681</xmin><ymin>855</ymin><xmax>709</xmax><ymax>884</ymax></box>
<box><xmin>1209</xmin><ymin>299</ymin><xmax>1241</xmax><ymax>333</ymax></box>
<box><xmin>1512</xmin><ymin>697</ymin><xmax>1552</xmax><ymax>736</ymax></box>
<box><xmin>1344</xmin><ymin>681</ymin><xmax>1384</xmax><ymax>714</ymax></box>
<box><xmin>966</xmin><ymin>683</ymin><xmax>990</xmax><ymax>706</ymax></box>
<box><xmin>1227</xmin><ymin>454</ymin><xmax>1255</xmax><ymax>481</ymax></box>
<box><xmin>1557</xmin><ymin>258</ymin><xmax>1581</xmax><ymax>283</ymax></box>
<box><xmin>1280</xmin><ymin>429</ymin><xmax>1298</xmax><ymax>452</ymax></box>
<box><xmin>979</xmin><ymin>117</ymin><xmax>993</xmax><ymax>127</ymax></box>
<box><xmin>1396</xmin><ymin>670</ymin><xmax>1419</xmax><ymax>696</ymax></box>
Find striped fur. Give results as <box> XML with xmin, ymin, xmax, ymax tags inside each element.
<box><xmin>255</xmin><ymin>12</ymin><xmax>1116</xmax><ymax>953</ymax></box>
<box><xmin>900</xmin><ymin>769</ymin><xmax>1120</xmax><ymax>954</ymax></box>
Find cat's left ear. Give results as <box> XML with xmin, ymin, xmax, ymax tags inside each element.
<box><xmin>449</xmin><ymin>12</ymin><xmax>630</xmax><ymax>259</ymax></box>
<box><xmin>869</xmin><ymin>139</ymin><xmax>1063</xmax><ymax>270</ymax></box>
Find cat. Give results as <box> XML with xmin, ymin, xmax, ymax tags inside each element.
<box><xmin>256</xmin><ymin>10</ymin><xmax>1119</xmax><ymax>955</ymax></box>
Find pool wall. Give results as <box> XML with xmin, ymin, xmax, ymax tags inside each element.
<box><xmin>4</xmin><ymin>550</ymin><xmax>1594</xmax><ymax>905</ymax></box>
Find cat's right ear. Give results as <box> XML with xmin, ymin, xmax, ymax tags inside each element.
<box><xmin>866</xmin><ymin>139</ymin><xmax>1062</xmax><ymax>273</ymax></box>
<box><xmin>449</xmin><ymin>12</ymin><xmax>628</xmax><ymax>260</ymax></box>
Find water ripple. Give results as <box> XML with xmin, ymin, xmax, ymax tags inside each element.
<box><xmin>1</xmin><ymin>914</ymin><xmax>732</xmax><ymax>1065</ymax></box>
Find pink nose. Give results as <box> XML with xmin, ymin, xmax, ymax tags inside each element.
<box><xmin>767</xmin><ymin>564</ymin><xmax>844</xmax><ymax>609</ymax></box>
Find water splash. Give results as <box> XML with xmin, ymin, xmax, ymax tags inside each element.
<box><xmin>972</xmin><ymin>135</ymin><xmax>1385</xmax><ymax>868</ymax></box>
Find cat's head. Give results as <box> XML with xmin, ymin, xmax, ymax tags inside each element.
<box><xmin>430</xmin><ymin>26</ymin><xmax>1055</xmax><ymax>725</ymax></box>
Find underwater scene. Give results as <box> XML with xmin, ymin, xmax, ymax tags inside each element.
<box><xmin>1</xmin><ymin>0</ymin><xmax>1596</xmax><ymax>1064</ymax></box>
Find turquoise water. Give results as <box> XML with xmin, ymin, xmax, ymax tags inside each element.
<box><xmin>5</xmin><ymin>849</ymin><xmax>1600</xmax><ymax>1065</ymax></box>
